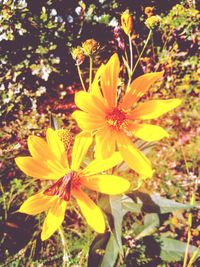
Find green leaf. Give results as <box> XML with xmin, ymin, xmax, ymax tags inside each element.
<box><xmin>121</xmin><ymin>195</ymin><xmax>142</xmax><ymax>213</ymax></box>
<box><xmin>127</xmin><ymin>192</ymin><xmax>194</xmax><ymax>214</ymax></box>
<box><xmin>159</xmin><ymin>236</ymin><xmax>200</xmax><ymax>263</ymax></box>
<box><xmin>135</xmin><ymin>214</ymin><xmax>160</xmax><ymax>240</ymax></box>
<box><xmin>100</xmin><ymin>234</ymin><xmax>119</xmax><ymax>267</ymax></box>
<box><xmin>49</xmin><ymin>114</ymin><xmax>60</xmax><ymax>130</ymax></box>
<box><xmin>109</xmin><ymin>196</ymin><xmax>124</xmax><ymax>253</ymax></box>
<box><xmin>88</xmin><ymin>233</ymin><xmax>119</xmax><ymax>267</ymax></box>
<box><xmin>98</xmin><ymin>195</ymin><xmax>124</xmax><ymax>253</ymax></box>
<box><xmin>88</xmin><ymin>232</ymin><xmax>110</xmax><ymax>267</ymax></box>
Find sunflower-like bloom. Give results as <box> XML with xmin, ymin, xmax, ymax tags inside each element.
<box><xmin>15</xmin><ymin>128</ymin><xmax>130</xmax><ymax>240</ymax></box>
<box><xmin>72</xmin><ymin>54</ymin><xmax>181</xmax><ymax>177</ymax></box>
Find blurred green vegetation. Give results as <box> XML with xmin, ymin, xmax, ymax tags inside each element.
<box><xmin>0</xmin><ymin>0</ymin><xmax>199</xmax><ymax>266</ymax></box>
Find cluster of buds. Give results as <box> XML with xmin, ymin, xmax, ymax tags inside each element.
<box><xmin>71</xmin><ymin>38</ymin><xmax>99</xmax><ymax>64</ymax></box>
<box><xmin>121</xmin><ymin>10</ymin><xmax>133</xmax><ymax>36</ymax></box>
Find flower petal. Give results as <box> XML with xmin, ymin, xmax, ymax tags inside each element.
<box><xmin>132</xmin><ymin>123</ymin><xmax>169</xmax><ymax>141</ymax></box>
<box><xmin>28</xmin><ymin>135</ymin><xmax>66</xmax><ymax>171</ymax></box>
<box><xmin>28</xmin><ymin>135</ymin><xmax>55</xmax><ymax>161</ymax></box>
<box><xmin>128</xmin><ymin>99</ymin><xmax>182</xmax><ymax>120</ymax></box>
<box><xmin>90</xmin><ymin>63</ymin><xmax>105</xmax><ymax>98</ymax></box>
<box><xmin>46</xmin><ymin>128</ymin><xmax>69</xmax><ymax>169</ymax></box>
<box><xmin>82</xmin><ymin>175</ymin><xmax>130</xmax><ymax>194</ymax></box>
<box><xmin>101</xmin><ymin>53</ymin><xmax>120</xmax><ymax>107</ymax></box>
<box><xmin>74</xmin><ymin>91</ymin><xmax>107</xmax><ymax>116</ymax></box>
<box><xmin>73</xmin><ymin>189</ymin><xmax>105</xmax><ymax>233</ymax></box>
<box><xmin>71</xmin><ymin>131</ymin><xmax>93</xmax><ymax>170</ymax></box>
<box><xmin>82</xmin><ymin>152</ymin><xmax>123</xmax><ymax>176</ymax></box>
<box><xmin>72</xmin><ymin>110</ymin><xmax>105</xmax><ymax>131</ymax></box>
<box><xmin>120</xmin><ymin>72</ymin><xmax>163</xmax><ymax>109</ymax></box>
<box><xmin>15</xmin><ymin>157</ymin><xmax>66</xmax><ymax>180</ymax></box>
<box><xmin>18</xmin><ymin>192</ymin><xmax>53</xmax><ymax>215</ymax></box>
<box><xmin>41</xmin><ymin>197</ymin><xmax>66</xmax><ymax>240</ymax></box>
<box><xmin>117</xmin><ymin>133</ymin><xmax>153</xmax><ymax>177</ymax></box>
<box><xmin>95</xmin><ymin>127</ymin><xmax>116</xmax><ymax>158</ymax></box>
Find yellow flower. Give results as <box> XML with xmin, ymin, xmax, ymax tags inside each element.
<box><xmin>121</xmin><ymin>11</ymin><xmax>133</xmax><ymax>35</ymax></box>
<box><xmin>72</xmin><ymin>54</ymin><xmax>181</xmax><ymax>177</ymax></box>
<box><xmin>15</xmin><ymin>128</ymin><xmax>130</xmax><ymax>240</ymax></box>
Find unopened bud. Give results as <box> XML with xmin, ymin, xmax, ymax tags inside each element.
<box><xmin>121</xmin><ymin>11</ymin><xmax>133</xmax><ymax>36</ymax></box>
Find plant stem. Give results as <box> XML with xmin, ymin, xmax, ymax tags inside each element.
<box><xmin>89</xmin><ymin>56</ymin><xmax>93</xmax><ymax>90</ymax></box>
<box><xmin>77</xmin><ymin>64</ymin><xmax>86</xmax><ymax>91</ymax></box>
<box><xmin>127</xmin><ymin>34</ymin><xmax>133</xmax><ymax>88</ymax></box>
<box><xmin>183</xmin><ymin>193</ymin><xmax>195</xmax><ymax>267</ymax></box>
<box><xmin>58</xmin><ymin>226</ymin><xmax>69</xmax><ymax>267</ymax></box>
<box><xmin>128</xmin><ymin>34</ymin><xmax>133</xmax><ymax>73</ymax></box>
<box><xmin>131</xmin><ymin>29</ymin><xmax>152</xmax><ymax>77</ymax></box>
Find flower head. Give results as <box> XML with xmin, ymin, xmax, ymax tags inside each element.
<box><xmin>72</xmin><ymin>54</ymin><xmax>181</xmax><ymax>177</ymax></box>
<box><xmin>71</xmin><ymin>46</ymin><xmax>85</xmax><ymax>65</ymax></box>
<box><xmin>121</xmin><ymin>11</ymin><xmax>133</xmax><ymax>36</ymax></box>
<box><xmin>15</xmin><ymin>128</ymin><xmax>130</xmax><ymax>240</ymax></box>
<box><xmin>145</xmin><ymin>15</ymin><xmax>162</xmax><ymax>29</ymax></box>
<box><xmin>82</xmin><ymin>39</ymin><xmax>99</xmax><ymax>57</ymax></box>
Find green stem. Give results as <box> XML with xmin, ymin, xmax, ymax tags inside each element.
<box><xmin>58</xmin><ymin>226</ymin><xmax>70</xmax><ymax>267</ymax></box>
<box><xmin>129</xmin><ymin>34</ymin><xmax>133</xmax><ymax>72</ymax></box>
<box><xmin>127</xmin><ymin>34</ymin><xmax>133</xmax><ymax>88</ymax></box>
<box><xmin>77</xmin><ymin>64</ymin><xmax>86</xmax><ymax>91</ymax></box>
<box><xmin>89</xmin><ymin>56</ymin><xmax>93</xmax><ymax>90</ymax></box>
<box><xmin>183</xmin><ymin>193</ymin><xmax>195</xmax><ymax>267</ymax></box>
<box><xmin>131</xmin><ymin>29</ymin><xmax>152</xmax><ymax>77</ymax></box>
<box><xmin>183</xmin><ymin>224</ymin><xmax>191</xmax><ymax>267</ymax></box>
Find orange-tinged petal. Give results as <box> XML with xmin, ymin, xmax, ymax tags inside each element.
<box><xmin>82</xmin><ymin>152</ymin><xmax>123</xmax><ymax>176</ymax></box>
<box><xmin>117</xmin><ymin>133</ymin><xmax>153</xmax><ymax>177</ymax></box>
<box><xmin>28</xmin><ymin>135</ymin><xmax>55</xmax><ymax>160</ymax></box>
<box><xmin>18</xmin><ymin>192</ymin><xmax>53</xmax><ymax>215</ymax></box>
<box><xmin>41</xmin><ymin>197</ymin><xmax>66</xmax><ymax>240</ymax></box>
<box><xmin>15</xmin><ymin>157</ymin><xmax>66</xmax><ymax>180</ymax></box>
<box><xmin>129</xmin><ymin>99</ymin><xmax>182</xmax><ymax>120</ymax></box>
<box><xmin>72</xmin><ymin>110</ymin><xmax>105</xmax><ymax>131</ymax></box>
<box><xmin>82</xmin><ymin>175</ymin><xmax>130</xmax><ymax>194</ymax></box>
<box><xmin>101</xmin><ymin>53</ymin><xmax>120</xmax><ymax>107</ymax></box>
<box><xmin>95</xmin><ymin>127</ymin><xmax>116</xmax><ymax>159</ymax></box>
<box><xmin>90</xmin><ymin>63</ymin><xmax>105</xmax><ymax>98</ymax></box>
<box><xmin>46</xmin><ymin>128</ymin><xmax>69</xmax><ymax>169</ymax></box>
<box><xmin>120</xmin><ymin>72</ymin><xmax>163</xmax><ymax>109</ymax></box>
<box><xmin>28</xmin><ymin>135</ymin><xmax>65</xmax><ymax>171</ymax></box>
<box><xmin>131</xmin><ymin>123</ymin><xmax>169</xmax><ymax>141</ymax></box>
<box><xmin>74</xmin><ymin>91</ymin><xmax>107</xmax><ymax>116</ymax></box>
<box><xmin>71</xmin><ymin>131</ymin><xmax>93</xmax><ymax>170</ymax></box>
<box><xmin>73</xmin><ymin>189</ymin><xmax>105</xmax><ymax>233</ymax></box>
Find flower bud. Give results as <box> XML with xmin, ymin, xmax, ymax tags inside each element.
<box><xmin>71</xmin><ymin>46</ymin><xmax>85</xmax><ymax>65</ymax></box>
<box><xmin>121</xmin><ymin>11</ymin><xmax>133</xmax><ymax>36</ymax></box>
<box><xmin>82</xmin><ymin>39</ymin><xmax>99</xmax><ymax>57</ymax></box>
<box><xmin>145</xmin><ymin>15</ymin><xmax>162</xmax><ymax>29</ymax></box>
<box><xmin>144</xmin><ymin>7</ymin><xmax>154</xmax><ymax>17</ymax></box>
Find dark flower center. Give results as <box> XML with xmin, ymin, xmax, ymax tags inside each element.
<box><xmin>106</xmin><ymin>108</ymin><xmax>127</xmax><ymax>131</ymax></box>
<box><xmin>44</xmin><ymin>171</ymin><xmax>81</xmax><ymax>201</ymax></box>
